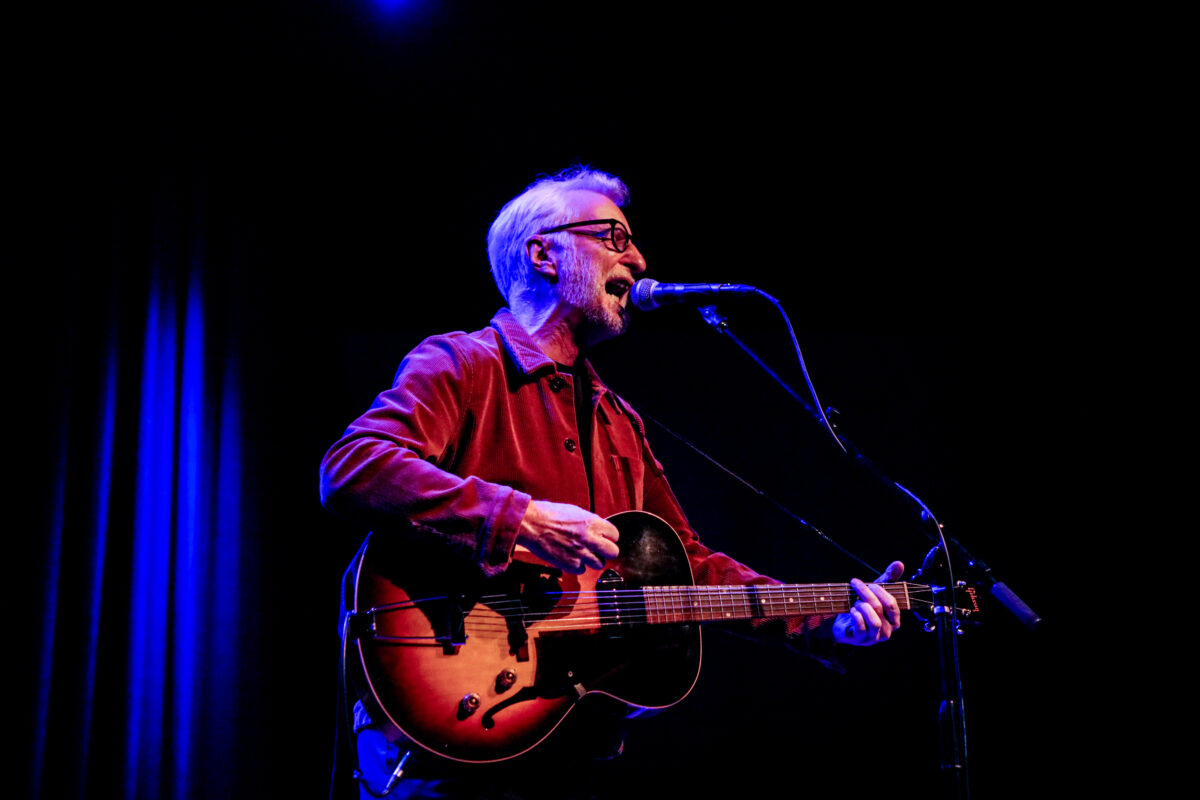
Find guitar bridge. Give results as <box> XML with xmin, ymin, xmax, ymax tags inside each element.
<box><xmin>596</xmin><ymin>568</ymin><xmax>628</xmax><ymax>629</ymax></box>
<box><xmin>443</xmin><ymin>596</ymin><xmax>467</xmax><ymax>654</ymax></box>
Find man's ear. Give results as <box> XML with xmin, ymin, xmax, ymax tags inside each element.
<box><xmin>525</xmin><ymin>236</ymin><xmax>558</xmax><ymax>282</ymax></box>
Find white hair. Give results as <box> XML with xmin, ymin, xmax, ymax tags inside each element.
<box><xmin>487</xmin><ymin>166</ymin><xmax>630</xmax><ymax>304</ymax></box>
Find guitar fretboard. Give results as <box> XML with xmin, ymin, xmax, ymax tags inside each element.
<box><xmin>641</xmin><ymin>582</ymin><xmax>913</xmax><ymax>624</ymax></box>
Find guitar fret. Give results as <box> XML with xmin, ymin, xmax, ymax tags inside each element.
<box><xmin>757</xmin><ymin>584</ymin><xmax>849</xmax><ymax>617</ymax></box>
<box><xmin>642</xmin><ymin>582</ymin><xmax>912</xmax><ymax>625</ymax></box>
<box><xmin>642</xmin><ymin>586</ymin><xmax>757</xmax><ymax>624</ymax></box>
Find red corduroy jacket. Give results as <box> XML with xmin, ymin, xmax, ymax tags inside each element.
<box><xmin>320</xmin><ymin>309</ymin><xmax>831</xmax><ymax>648</ymax></box>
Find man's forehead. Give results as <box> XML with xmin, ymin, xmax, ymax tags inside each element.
<box><xmin>563</xmin><ymin>190</ymin><xmax>626</xmax><ymax>223</ymax></box>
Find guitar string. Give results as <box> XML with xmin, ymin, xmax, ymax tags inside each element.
<box><xmin>468</xmin><ymin>582</ymin><xmax>927</xmax><ymax>603</ymax></box>
<box><xmin>458</xmin><ymin>607</ymin><xmax>922</xmax><ymax>634</ymax></box>
<box><xmin>374</xmin><ymin>595</ymin><xmax>942</xmax><ymax>637</ymax></box>
<box><xmin>371</xmin><ymin>582</ymin><xmax>925</xmax><ymax>605</ymax></box>
<box><xmin>470</xmin><ymin>583</ymin><xmax>932</xmax><ymax>612</ymax></box>
<box><xmin>378</xmin><ymin>584</ymin><xmax>936</xmax><ymax>617</ymax></box>
<box><xmin>372</xmin><ymin>584</ymin><xmax>932</xmax><ymax>611</ymax></box>
<box><xmin>415</xmin><ymin>586</ymin><xmax>941</xmax><ymax>635</ymax></box>
<box><xmin>465</xmin><ymin>592</ymin><xmax>935</xmax><ymax>615</ymax></box>
<box><xmin>457</xmin><ymin>599</ymin><xmax>937</xmax><ymax>622</ymax></box>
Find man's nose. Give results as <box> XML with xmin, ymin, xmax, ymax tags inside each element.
<box><xmin>624</xmin><ymin>242</ymin><xmax>647</xmax><ymax>275</ymax></box>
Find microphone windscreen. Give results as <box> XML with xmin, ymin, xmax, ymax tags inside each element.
<box><xmin>631</xmin><ymin>279</ymin><xmax>660</xmax><ymax>311</ymax></box>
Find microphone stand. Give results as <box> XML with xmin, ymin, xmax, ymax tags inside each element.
<box><xmin>696</xmin><ymin>304</ymin><xmax>1042</xmax><ymax>800</ymax></box>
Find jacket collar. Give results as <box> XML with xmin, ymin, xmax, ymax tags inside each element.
<box><xmin>490</xmin><ymin>308</ymin><xmax>609</xmax><ymax>397</ymax></box>
<box><xmin>491</xmin><ymin>308</ymin><xmax>555</xmax><ymax>377</ymax></box>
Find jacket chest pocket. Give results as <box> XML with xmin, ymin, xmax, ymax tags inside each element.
<box><xmin>604</xmin><ymin>453</ymin><xmax>643</xmax><ymax>512</ymax></box>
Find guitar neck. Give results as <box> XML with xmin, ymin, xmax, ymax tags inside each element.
<box><xmin>640</xmin><ymin>582</ymin><xmax>913</xmax><ymax>625</ymax></box>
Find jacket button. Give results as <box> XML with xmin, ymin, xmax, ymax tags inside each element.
<box><xmin>564</xmin><ymin>438</ymin><xmax>577</xmax><ymax>452</ymax></box>
<box><xmin>548</xmin><ymin>376</ymin><xmax>567</xmax><ymax>392</ymax></box>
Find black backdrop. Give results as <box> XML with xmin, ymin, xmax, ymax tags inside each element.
<box><xmin>23</xmin><ymin>2</ymin><xmax>1116</xmax><ymax>798</ymax></box>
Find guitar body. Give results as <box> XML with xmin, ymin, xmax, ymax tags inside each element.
<box><xmin>351</xmin><ymin>511</ymin><xmax>701</xmax><ymax>763</ymax></box>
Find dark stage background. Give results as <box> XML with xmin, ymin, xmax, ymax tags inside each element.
<box><xmin>22</xmin><ymin>2</ymin><xmax>1120</xmax><ymax>798</ymax></box>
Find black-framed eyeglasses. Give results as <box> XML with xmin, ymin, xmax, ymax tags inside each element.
<box><xmin>537</xmin><ymin>218</ymin><xmax>635</xmax><ymax>253</ymax></box>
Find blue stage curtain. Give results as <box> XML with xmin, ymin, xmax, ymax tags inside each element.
<box><xmin>26</xmin><ymin>164</ymin><xmax>250</xmax><ymax>800</ymax></box>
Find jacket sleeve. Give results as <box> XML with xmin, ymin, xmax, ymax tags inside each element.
<box><xmin>319</xmin><ymin>336</ymin><xmax>529</xmax><ymax>577</ymax></box>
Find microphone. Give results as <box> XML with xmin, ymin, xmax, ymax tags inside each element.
<box><xmin>630</xmin><ymin>279</ymin><xmax>758</xmax><ymax>311</ymax></box>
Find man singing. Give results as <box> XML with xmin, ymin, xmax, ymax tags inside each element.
<box><xmin>320</xmin><ymin>166</ymin><xmax>903</xmax><ymax>799</ymax></box>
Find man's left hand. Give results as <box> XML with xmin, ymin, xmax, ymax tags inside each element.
<box><xmin>833</xmin><ymin>560</ymin><xmax>905</xmax><ymax>646</ymax></box>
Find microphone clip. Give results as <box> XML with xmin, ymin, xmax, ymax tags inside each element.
<box><xmin>697</xmin><ymin>305</ymin><xmax>728</xmax><ymax>332</ymax></box>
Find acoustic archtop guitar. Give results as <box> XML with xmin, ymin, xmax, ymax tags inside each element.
<box><xmin>347</xmin><ymin>510</ymin><xmax>934</xmax><ymax>763</ymax></box>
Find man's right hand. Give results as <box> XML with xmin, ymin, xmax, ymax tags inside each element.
<box><xmin>515</xmin><ymin>500</ymin><xmax>621</xmax><ymax>574</ymax></box>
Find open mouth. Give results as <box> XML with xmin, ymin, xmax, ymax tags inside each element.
<box><xmin>605</xmin><ymin>279</ymin><xmax>632</xmax><ymax>299</ymax></box>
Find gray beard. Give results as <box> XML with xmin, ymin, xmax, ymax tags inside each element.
<box><xmin>558</xmin><ymin>257</ymin><xmax>628</xmax><ymax>346</ymax></box>
<box><xmin>568</xmin><ymin>284</ymin><xmax>626</xmax><ymax>335</ymax></box>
